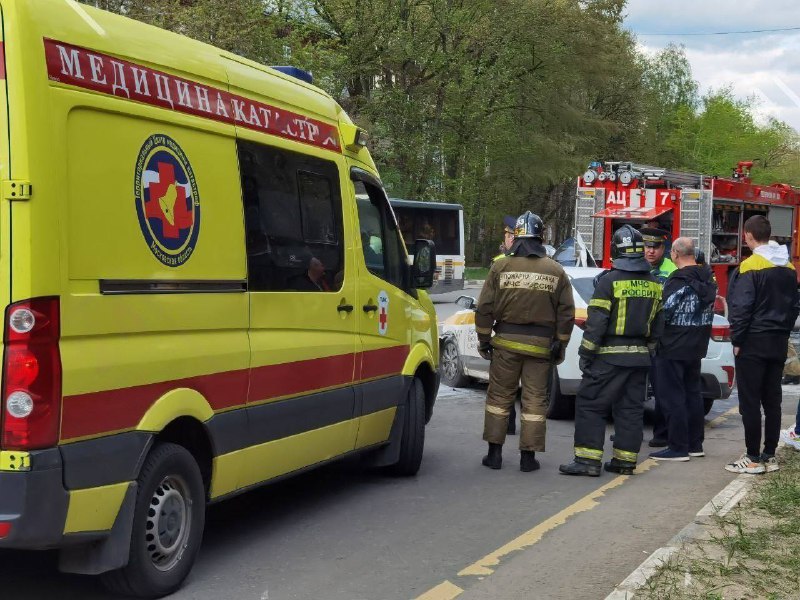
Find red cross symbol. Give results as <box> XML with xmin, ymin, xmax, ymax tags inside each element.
<box><xmin>144</xmin><ymin>162</ymin><xmax>194</xmax><ymax>239</ymax></box>
<box><xmin>379</xmin><ymin>307</ymin><xmax>388</xmax><ymax>331</ymax></box>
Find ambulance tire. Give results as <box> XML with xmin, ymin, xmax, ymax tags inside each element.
<box><xmin>390</xmin><ymin>377</ymin><xmax>426</xmax><ymax>476</ymax></box>
<box><xmin>704</xmin><ymin>397</ymin><xmax>714</xmax><ymax>416</ymax></box>
<box><xmin>101</xmin><ymin>442</ymin><xmax>205</xmax><ymax>599</ymax></box>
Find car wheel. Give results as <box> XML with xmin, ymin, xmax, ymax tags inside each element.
<box><xmin>703</xmin><ymin>397</ymin><xmax>714</xmax><ymax>416</ymax></box>
<box><xmin>389</xmin><ymin>377</ymin><xmax>426</xmax><ymax>476</ymax></box>
<box><xmin>546</xmin><ymin>367</ymin><xmax>575</xmax><ymax>420</ymax></box>
<box><xmin>440</xmin><ymin>338</ymin><xmax>470</xmax><ymax>388</ymax></box>
<box><xmin>101</xmin><ymin>442</ymin><xmax>205</xmax><ymax>599</ymax></box>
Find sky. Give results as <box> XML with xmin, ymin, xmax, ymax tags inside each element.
<box><xmin>624</xmin><ymin>0</ymin><xmax>800</xmax><ymax>130</ymax></box>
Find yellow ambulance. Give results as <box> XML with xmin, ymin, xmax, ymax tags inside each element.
<box><xmin>0</xmin><ymin>0</ymin><xmax>440</xmax><ymax>596</ymax></box>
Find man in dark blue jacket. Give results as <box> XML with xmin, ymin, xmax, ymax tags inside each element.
<box><xmin>726</xmin><ymin>216</ymin><xmax>800</xmax><ymax>474</ymax></box>
<box><xmin>649</xmin><ymin>238</ymin><xmax>717</xmax><ymax>462</ymax></box>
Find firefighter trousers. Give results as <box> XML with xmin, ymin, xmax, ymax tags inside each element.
<box><xmin>573</xmin><ymin>358</ymin><xmax>648</xmax><ymax>465</ymax></box>
<box><xmin>484</xmin><ymin>347</ymin><xmax>550</xmax><ymax>451</ymax></box>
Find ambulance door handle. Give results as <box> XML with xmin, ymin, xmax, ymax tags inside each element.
<box><xmin>337</xmin><ymin>303</ymin><xmax>354</xmax><ymax>313</ymax></box>
<box><xmin>363</xmin><ymin>303</ymin><xmax>378</xmax><ymax>313</ymax></box>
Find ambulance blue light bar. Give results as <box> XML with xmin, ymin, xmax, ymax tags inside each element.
<box><xmin>271</xmin><ymin>66</ymin><xmax>314</xmax><ymax>85</ymax></box>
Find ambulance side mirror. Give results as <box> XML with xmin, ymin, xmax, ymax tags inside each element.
<box><xmin>411</xmin><ymin>239</ymin><xmax>436</xmax><ymax>289</ymax></box>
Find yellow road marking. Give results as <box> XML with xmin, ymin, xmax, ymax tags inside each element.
<box><xmin>414</xmin><ymin>580</ymin><xmax>464</xmax><ymax>600</ymax></box>
<box><xmin>457</xmin><ymin>459</ymin><xmax>659</xmax><ymax>577</ymax></box>
<box><xmin>707</xmin><ymin>405</ymin><xmax>739</xmax><ymax>428</ymax></box>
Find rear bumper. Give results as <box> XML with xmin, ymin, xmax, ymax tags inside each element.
<box><xmin>0</xmin><ymin>449</ymin><xmax>69</xmax><ymax>549</ymax></box>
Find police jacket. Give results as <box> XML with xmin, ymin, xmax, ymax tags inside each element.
<box><xmin>579</xmin><ymin>269</ymin><xmax>664</xmax><ymax>367</ymax></box>
<box><xmin>728</xmin><ymin>243</ymin><xmax>800</xmax><ymax>348</ymax></box>
<box><xmin>658</xmin><ymin>265</ymin><xmax>717</xmax><ymax>360</ymax></box>
<box><xmin>651</xmin><ymin>257</ymin><xmax>677</xmax><ymax>284</ymax></box>
<box><xmin>475</xmin><ymin>250</ymin><xmax>575</xmax><ymax>360</ymax></box>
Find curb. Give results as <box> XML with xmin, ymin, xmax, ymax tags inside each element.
<box><xmin>603</xmin><ymin>473</ymin><xmax>754</xmax><ymax>600</ymax></box>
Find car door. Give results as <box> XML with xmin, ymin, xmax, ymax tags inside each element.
<box><xmin>351</xmin><ymin>171</ymin><xmax>418</xmax><ymax>446</ymax></box>
<box><xmin>236</xmin><ymin>140</ymin><xmax>359</xmax><ymax>491</ymax></box>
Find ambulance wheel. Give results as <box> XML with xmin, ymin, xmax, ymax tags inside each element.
<box><xmin>390</xmin><ymin>378</ymin><xmax>426</xmax><ymax>476</ymax></box>
<box><xmin>704</xmin><ymin>398</ymin><xmax>714</xmax><ymax>415</ymax></box>
<box><xmin>101</xmin><ymin>442</ymin><xmax>205</xmax><ymax>599</ymax></box>
<box><xmin>546</xmin><ymin>369</ymin><xmax>575</xmax><ymax>420</ymax></box>
<box><xmin>440</xmin><ymin>338</ymin><xmax>469</xmax><ymax>388</ymax></box>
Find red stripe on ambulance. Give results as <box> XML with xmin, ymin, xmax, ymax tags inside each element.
<box><xmin>60</xmin><ymin>346</ymin><xmax>408</xmax><ymax>441</ymax></box>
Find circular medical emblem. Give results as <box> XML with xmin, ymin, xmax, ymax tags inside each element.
<box><xmin>134</xmin><ymin>134</ymin><xmax>200</xmax><ymax>267</ymax></box>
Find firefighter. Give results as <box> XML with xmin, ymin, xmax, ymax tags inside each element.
<box><xmin>559</xmin><ymin>225</ymin><xmax>664</xmax><ymax>477</ymax></box>
<box><xmin>475</xmin><ymin>211</ymin><xmax>575</xmax><ymax>472</ymax></box>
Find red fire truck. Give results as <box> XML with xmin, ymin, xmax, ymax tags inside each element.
<box><xmin>574</xmin><ymin>160</ymin><xmax>800</xmax><ymax>294</ymax></box>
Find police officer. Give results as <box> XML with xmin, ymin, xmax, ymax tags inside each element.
<box><xmin>475</xmin><ymin>211</ymin><xmax>575</xmax><ymax>472</ymax></box>
<box><xmin>641</xmin><ymin>227</ymin><xmax>677</xmax><ymax>283</ymax></box>
<box><xmin>559</xmin><ymin>225</ymin><xmax>664</xmax><ymax>477</ymax></box>
<box><xmin>641</xmin><ymin>226</ymin><xmax>676</xmax><ymax>447</ymax></box>
<box><xmin>492</xmin><ymin>216</ymin><xmax>518</xmax><ymax>264</ymax></box>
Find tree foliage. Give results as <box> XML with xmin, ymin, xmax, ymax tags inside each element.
<box><xmin>80</xmin><ymin>0</ymin><xmax>800</xmax><ymax>263</ymax></box>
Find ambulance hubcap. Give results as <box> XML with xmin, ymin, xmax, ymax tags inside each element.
<box><xmin>442</xmin><ymin>342</ymin><xmax>460</xmax><ymax>380</ymax></box>
<box><xmin>145</xmin><ymin>475</ymin><xmax>191</xmax><ymax>571</ymax></box>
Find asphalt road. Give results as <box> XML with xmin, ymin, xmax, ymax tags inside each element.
<box><xmin>2</xmin><ymin>291</ymin><xmax>792</xmax><ymax>600</ymax></box>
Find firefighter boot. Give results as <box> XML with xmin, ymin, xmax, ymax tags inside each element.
<box><xmin>520</xmin><ymin>450</ymin><xmax>540</xmax><ymax>472</ymax></box>
<box><xmin>559</xmin><ymin>457</ymin><xmax>601</xmax><ymax>477</ymax></box>
<box><xmin>482</xmin><ymin>443</ymin><xmax>503</xmax><ymax>470</ymax></box>
<box><xmin>604</xmin><ymin>458</ymin><xmax>636</xmax><ymax>475</ymax></box>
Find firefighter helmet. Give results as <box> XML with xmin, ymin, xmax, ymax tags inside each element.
<box><xmin>514</xmin><ymin>211</ymin><xmax>544</xmax><ymax>239</ymax></box>
<box><xmin>611</xmin><ymin>225</ymin><xmax>650</xmax><ymax>272</ymax></box>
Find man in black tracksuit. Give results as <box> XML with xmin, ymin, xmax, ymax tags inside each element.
<box><xmin>649</xmin><ymin>237</ymin><xmax>717</xmax><ymax>462</ymax></box>
<box><xmin>560</xmin><ymin>225</ymin><xmax>664</xmax><ymax>477</ymax></box>
<box><xmin>726</xmin><ymin>216</ymin><xmax>800</xmax><ymax>474</ymax></box>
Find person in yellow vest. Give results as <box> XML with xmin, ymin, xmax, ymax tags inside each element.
<box><xmin>641</xmin><ymin>226</ymin><xmax>677</xmax><ymax>448</ymax></box>
<box><xmin>492</xmin><ymin>215</ymin><xmax>523</xmax><ymax>434</ymax></box>
<box><xmin>492</xmin><ymin>215</ymin><xmax>518</xmax><ymax>264</ymax></box>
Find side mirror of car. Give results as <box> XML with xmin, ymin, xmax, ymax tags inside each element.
<box><xmin>411</xmin><ymin>239</ymin><xmax>436</xmax><ymax>289</ymax></box>
<box><xmin>455</xmin><ymin>295</ymin><xmax>477</xmax><ymax>310</ymax></box>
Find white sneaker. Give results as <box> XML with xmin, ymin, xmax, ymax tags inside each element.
<box><xmin>762</xmin><ymin>456</ymin><xmax>780</xmax><ymax>473</ymax></box>
<box><xmin>725</xmin><ymin>453</ymin><xmax>765</xmax><ymax>474</ymax></box>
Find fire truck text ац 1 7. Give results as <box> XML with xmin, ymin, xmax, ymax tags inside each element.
<box><xmin>575</xmin><ymin>160</ymin><xmax>800</xmax><ymax>295</ymax></box>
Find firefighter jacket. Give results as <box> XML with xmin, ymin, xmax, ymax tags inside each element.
<box><xmin>728</xmin><ymin>242</ymin><xmax>800</xmax><ymax>348</ymax></box>
<box><xmin>475</xmin><ymin>255</ymin><xmax>575</xmax><ymax>360</ymax></box>
<box><xmin>651</xmin><ymin>257</ymin><xmax>677</xmax><ymax>284</ymax></box>
<box><xmin>579</xmin><ymin>269</ymin><xmax>664</xmax><ymax>367</ymax></box>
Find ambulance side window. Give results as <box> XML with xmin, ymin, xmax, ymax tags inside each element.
<box><xmin>355</xmin><ymin>181</ymin><xmax>406</xmax><ymax>290</ymax></box>
<box><xmin>238</xmin><ymin>141</ymin><xmax>344</xmax><ymax>292</ymax></box>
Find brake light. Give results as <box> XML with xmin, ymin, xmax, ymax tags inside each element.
<box><xmin>0</xmin><ymin>521</ymin><xmax>11</xmax><ymax>539</ymax></box>
<box><xmin>711</xmin><ymin>324</ymin><xmax>731</xmax><ymax>342</ymax></box>
<box><xmin>575</xmin><ymin>317</ymin><xmax>586</xmax><ymax>330</ymax></box>
<box><xmin>722</xmin><ymin>366</ymin><xmax>735</xmax><ymax>388</ymax></box>
<box><xmin>1</xmin><ymin>298</ymin><xmax>62</xmax><ymax>450</ymax></box>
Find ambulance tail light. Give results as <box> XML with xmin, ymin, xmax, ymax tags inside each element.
<box><xmin>575</xmin><ymin>316</ymin><xmax>587</xmax><ymax>330</ymax></box>
<box><xmin>711</xmin><ymin>324</ymin><xmax>731</xmax><ymax>342</ymax></box>
<box><xmin>1</xmin><ymin>298</ymin><xmax>62</xmax><ymax>450</ymax></box>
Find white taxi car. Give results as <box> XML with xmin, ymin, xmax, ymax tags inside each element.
<box><xmin>439</xmin><ymin>267</ymin><xmax>735</xmax><ymax>419</ymax></box>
